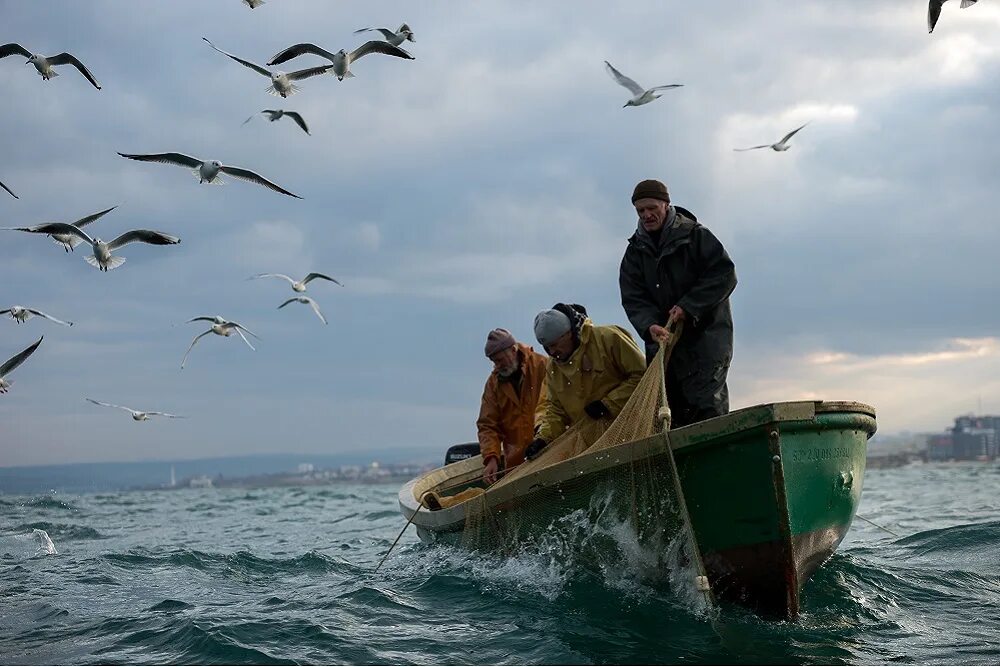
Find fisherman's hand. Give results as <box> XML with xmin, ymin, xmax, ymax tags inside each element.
<box><xmin>483</xmin><ymin>457</ymin><xmax>500</xmax><ymax>485</ymax></box>
<box><xmin>525</xmin><ymin>438</ymin><xmax>547</xmax><ymax>460</ymax></box>
<box><xmin>667</xmin><ymin>305</ymin><xmax>687</xmax><ymax>326</ymax></box>
<box><xmin>584</xmin><ymin>400</ymin><xmax>611</xmax><ymax>419</ymax></box>
<box><xmin>649</xmin><ymin>324</ymin><xmax>669</xmax><ymax>344</ymax></box>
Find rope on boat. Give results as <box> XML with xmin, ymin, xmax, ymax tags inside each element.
<box><xmin>855</xmin><ymin>513</ymin><xmax>900</xmax><ymax>538</ymax></box>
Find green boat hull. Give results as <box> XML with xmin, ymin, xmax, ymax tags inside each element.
<box><xmin>399</xmin><ymin>400</ymin><xmax>876</xmax><ymax>620</ymax></box>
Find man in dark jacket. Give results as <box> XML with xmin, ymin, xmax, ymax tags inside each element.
<box><xmin>618</xmin><ymin>179</ymin><xmax>737</xmax><ymax>427</ymax></box>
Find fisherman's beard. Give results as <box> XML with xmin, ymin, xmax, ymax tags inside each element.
<box><xmin>497</xmin><ymin>360</ymin><xmax>520</xmax><ymax>377</ymax></box>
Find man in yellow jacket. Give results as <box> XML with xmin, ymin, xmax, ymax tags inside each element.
<box><xmin>476</xmin><ymin>328</ymin><xmax>549</xmax><ymax>484</ymax></box>
<box><xmin>526</xmin><ymin>304</ymin><xmax>647</xmax><ymax>460</ymax></box>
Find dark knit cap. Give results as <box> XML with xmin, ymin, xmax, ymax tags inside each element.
<box><xmin>485</xmin><ymin>328</ymin><xmax>516</xmax><ymax>357</ymax></box>
<box><xmin>631</xmin><ymin>179</ymin><xmax>670</xmax><ymax>204</ymax></box>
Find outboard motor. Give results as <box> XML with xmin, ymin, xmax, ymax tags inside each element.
<box><xmin>444</xmin><ymin>442</ymin><xmax>481</xmax><ymax>466</ymax></box>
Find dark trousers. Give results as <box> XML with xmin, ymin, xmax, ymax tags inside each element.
<box><xmin>663</xmin><ymin>361</ymin><xmax>730</xmax><ymax>428</ymax></box>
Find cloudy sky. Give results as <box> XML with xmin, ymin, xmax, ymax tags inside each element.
<box><xmin>2</xmin><ymin>0</ymin><xmax>999</xmax><ymax>467</ymax></box>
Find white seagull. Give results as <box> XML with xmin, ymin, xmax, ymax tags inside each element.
<box><xmin>243</xmin><ymin>0</ymin><xmax>265</xmax><ymax>8</ymax></box>
<box><xmin>267</xmin><ymin>40</ymin><xmax>414</xmax><ymax>81</ymax></box>
<box><xmin>243</xmin><ymin>109</ymin><xmax>310</xmax><ymax>135</ymax></box>
<box><xmin>182</xmin><ymin>316</ymin><xmax>259</xmax><ymax>369</ymax></box>
<box><xmin>278</xmin><ymin>296</ymin><xmax>327</xmax><ymax>325</ymax></box>
<box><xmin>604</xmin><ymin>61</ymin><xmax>682</xmax><ymax>107</ymax></box>
<box><xmin>734</xmin><ymin>123</ymin><xmax>809</xmax><ymax>152</ymax></box>
<box><xmin>1</xmin><ymin>205</ymin><xmax>117</xmax><ymax>252</ymax></box>
<box><xmin>1</xmin><ymin>180</ymin><xmax>16</xmax><ymax>199</ymax></box>
<box><xmin>928</xmin><ymin>0</ymin><xmax>979</xmax><ymax>33</ymax></box>
<box><xmin>86</xmin><ymin>398</ymin><xmax>185</xmax><ymax>421</ymax></box>
<box><xmin>353</xmin><ymin>23</ymin><xmax>415</xmax><ymax>47</ymax></box>
<box><xmin>203</xmin><ymin>37</ymin><xmax>332</xmax><ymax>98</ymax></box>
<box><xmin>0</xmin><ymin>336</ymin><xmax>42</xmax><ymax>394</ymax></box>
<box><xmin>249</xmin><ymin>271</ymin><xmax>343</xmax><ymax>292</ymax></box>
<box><xmin>0</xmin><ymin>43</ymin><xmax>101</xmax><ymax>89</ymax></box>
<box><xmin>1</xmin><ymin>306</ymin><xmax>73</xmax><ymax>327</ymax></box>
<box><xmin>5</xmin><ymin>222</ymin><xmax>180</xmax><ymax>271</ymax></box>
<box><xmin>117</xmin><ymin>151</ymin><xmax>302</xmax><ymax>199</ymax></box>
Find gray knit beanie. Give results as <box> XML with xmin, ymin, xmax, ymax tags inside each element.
<box><xmin>533</xmin><ymin>309</ymin><xmax>572</xmax><ymax>346</ymax></box>
<box><xmin>484</xmin><ymin>328</ymin><xmax>516</xmax><ymax>357</ymax></box>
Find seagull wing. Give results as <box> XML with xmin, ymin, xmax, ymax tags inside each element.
<box><xmin>218</xmin><ymin>165</ymin><xmax>302</xmax><ymax>199</ymax></box>
<box><xmin>928</xmin><ymin>0</ymin><xmax>944</xmax><ymax>32</ymax></box>
<box><xmin>733</xmin><ymin>145</ymin><xmax>771</xmax><ymax>152</ymax></box>
<box><xmin>181</xmin><ymin>330</ymin><xmax>212</xmax><ymax>369</ymax></box>
<box><xmin>284</xmin><ymin>111</ymin><xmax>310</xmax><ymax>135</ymax></box>
<box><xmin>1</xmin><ymin>336</ymin><xmax>42</xmax><ymax>377</ymax></box>
<box><xmin>108</xmin><ymin>229</ymin><xmax>181</xmax><ymax>250</ymax></box>
<box><xmin>267</xmin><ymin>43</ymin><xmax>338</xmax><ymax>66</ymax></box>
<box><xmin>12</xmin><ymin>222</ymin><xmax>94</xmax><ymax>245</ymax></box>
<box><xmin>187</xmin><ymin>316</ymin><xmax>219</xmax><ymax>324</ymax></box>
<box><xmin>242</xmin><ymin>113</ymin><xmax>259</xmax><ymax>126</ymax></box>
<box><xmin>202</xmin><ymin>37</ymin><xmax>271</xmax><ymax>77</ymax></box>
<box><xmin>229</xmin><ymin>321</ymin><xmax>260</xmax><ymax>340</ymax></box>
<box><xmin>648</xmin><ymin>84</ymin><xmax>684</xmax><ymax>92</ymax></box>
<box><xmin>71</xmin><ymin>205</ymin><xmax>117</xmax><ymax>229</ymax></box>
<box><xmin>303</xmin><ymin>272</ymin><xmax>342</xmax><ymax>286</ymax></box>
<box><xmin>249</xmin><ymin>273</ymin><xmax>296</xmax><ymax>286</ymax></box>
<box><xmin>0</xmin><ymin>43</ymin><xmax>32</xmax><ymax>59</ymax></box>
<box><xmin>287</xmin><ymin>64</ymin><xmax>335</xmax><ymax>81</ymax></box>
<box><xmin>0</xmin><ymin>180</ymin><xmax>17</xmax><ymax>199</ymax></box>
<box><xmin>232</xmin><ymin>326</ymin><xmax>256</xmax><ymax>350</ymax></box>
<box><xmin>604</xmin><ymin>61</ymin><xmax>644</xmax><ymax>96</ymax></box>
<box><xmin>86</xmin><ymin>398</ymin><xmax>134</xmax><ymax>413</ymax></box>
<box><xmin>349</xmin><ymin>40</ymin><xmax>414</xmax><ymax>62</ymax></box>
<box><xmin>117</xmin><ymin>152</ymin><xmax>204</xmax><ymax>169</ymax></box>
<box><xmin>779</xmin><ymin>123</ymin><xmax>809</xmax><ymax>145</ymax></box>
<box><xmin>355</xmin><ymin>27</ymin><xmax>397</xmax><ymax>40</ymax></box>
<box><xmin>0</xmin><ymin>309</ymin><xmax>10</xmax><ymax>316</ymax></box>
<box><xmin>147</xmin><ymin>411</ymin><xmax>185</xmax><ymax>419</ymax></box>
<box><xmin>305</xmin><ymin>297</ymin><xmax>328</xmax><ymax>324</ymax></box>
<box><xmin>277</xmin><ymin>297</ymin><xmax>297</xmax><ymax>310</ymax></box>
<box><xmin>46</xmin><ymin>52</ymin><xmax>101</xmax><ymax>89</ymax></box>
<box><xmin>26</xmin><ymin>309</ymin><xmax>73</xmax><ymax>326</ymax></box>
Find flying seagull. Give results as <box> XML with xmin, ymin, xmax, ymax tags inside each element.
<box><xmin>268</xmin><ymin>40</ymin><xmax>414</xmax><ymax>81</ymax></box>
<box><xmin>353</xmin><ymin>23</ymin><xmax>415</xmax><ymax>47</ymax></box>
<box><xmin>117</xmin><ymin>152</ymin><xmax>302</xmax><ymax>199</ymax></box>
<box><xmin>249</xmin><ymin>272</ymin><xmax>342</xmax><ymax>292</ymax></box>
<box><xmin>0</xmin><ymin>336</ymin><xmax>42</xmax><ymax>394</ymax></box>
<box><xmin>5</xmin><ymin>222</ymin><xmax>179</xmax><ymax>271</ymax></box>
<box><xmin>1</xmin><ymin>205</ymin><xmax>117</xmax><ymax>252</ymax></box>
<box><xmin>278</xmin><ymin>296</ymin><xmax>327</xmax><ymax>325</ymax></box>
<box><xmin>181</xmin><ymin>316</ymin><xmax>259</xmax><ymax>369</ymax></box>
<box><xmin>243</xmin><ymin>0</ymin><xmax>265</xmax><ymax>8</ymax></box>
<box><xmin>1</xmin><ymin>180</ymin><xmax>16</xmax><ymax>199</ymax></box>
<box><xmin>604</xmin><ymin>61</ymin><xmax>682</xmax><ymax>107</ymax></box>
<box><xmin>243</xmin><ymin>109</ymin><xmax>310</xmax><ymax>135</ymax></box>
<box><xmin>203</xmin><ymin>37</ymin><xmax>331</xmax><ymax>98</ymax></box>
<box><xmin>0</xmin><ymin>43</ymin><xmax>101</xmax><ymax>89</ymax></box>
<box><xmin>86</xmin><ymin>398</ymin><xmax>185</xmax><ymax>421</ymax></box>
<box><xmin>928</xmin><ymin>0</ymin><xmax>979</xmax><ymax>33</ymax></box>
<box><xmin>1</xmin><ymin>306</ymin><xmax>73</xmax><ymax>327</ymax></box>
<box><xmin>734</xmin><ymin>123</ymin><xmax>809</xmax><ymax>152</ymax></box>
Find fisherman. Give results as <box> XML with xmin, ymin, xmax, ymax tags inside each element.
<box><xmin>618</xmin><ymin>179</ymin><xmax>737</xmax><ymax>427</ymax></box>
<box><xmin>476</xmin><ymin>328</ymin><xmax>549</xmax><ymax>485</ymax></box>
<box><xmin>525</xmin><ymin>304</ymin><xmax>646</xmax><ymax>460</ymax></box>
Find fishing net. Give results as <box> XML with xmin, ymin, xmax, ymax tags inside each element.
<box><xmin>457</xmin><ymin>333</ymin><xmax>696</xmax><ymax>575</ymax></box>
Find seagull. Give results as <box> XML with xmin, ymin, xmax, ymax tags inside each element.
<box><xmin>182</xmin><ymin>316</ymin><xmax>259</xmax><ymax>369</ymax></box>
<box><xmin>0</xmin><ymin>336</ymin><xmax>42</xmax><ymax>394</ymax></box>
<box><xmin>1</xmin><ymin>180</ymin><xmax>16</xmax><ymax>199</ymax></box>
<box><xmin>278</xmin><ymin>296</ymin><xmax>327</xmax><ymax>324</ymax></box>
<box><xmin>5</xmin><ymin>222</ymin><xmax>180</xmax><ymax>271</ymax></box>
<box><xmin>1</xmin><ymin>205</ymin><xmax>117</xmax><ymax>252</ymax></box>
<box><xmin>117</xmin><ymin>152</ymin><xmax>302</xmax><ymax>199</ymax></box>
<box><xmin>0</xmin><ymin>43</ymin><xmax>101</xmax><ymax>89</ymax></box>
<box><xmin>203</xmin><ymin>37</ymin><xmax>331</xmax><ymax>98</ymax></box>
<box><xmin>353</xmin><ymin>23</ymin><xmax>415</xmax><ymax>47</ymax></box>
<box><xmin>243</xmin><ymin>0</ymin><xmax>265</xmax><ymax>7</ymax></box>
<box><xmin>734</xmin><ymin>123</ymin><xmax>809</xmax><ymax>152</ymax></box>
<box><xmin>604</xmin><ymin>61</ymin><xmax>682</xmax><ymax>107</ymax></box>
<box><xmin>928</xmin><ymin>0</ymin><xmax>979</xmax><ymax>33</ymax></box>
<box><xmin>243</xmin><ymin>109</ymin><xmax>310</xmax><ymax>135</ymax></box>
<box><xmin>1</xmin><ymin>306</ymin><xmax>73</xmax><ymax>327</ymax></box>
<box><xmin>267</xmin><ymin>40</ymin><xmax>414</xmax><ymax>81</ymax></box>
<box><xmin>86</xmin><ymin>398</ymin><xmax>185</xmax><ymax>421</ymax></box>
<box><xmin>249</xmin><ymin>272</ymin><xmax>343</xmax><ymax>292</ymax></box>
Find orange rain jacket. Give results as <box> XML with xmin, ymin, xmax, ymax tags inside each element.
<box><xmin>476</xmin><ymin>343</ymin><xmax>548</xmax><ymax>469</ymax></box>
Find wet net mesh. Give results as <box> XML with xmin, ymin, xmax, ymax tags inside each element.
<box><xmin>456</xmin><ymin>336</ymin><xmax>696</xmax><ymax>572</ymax></box>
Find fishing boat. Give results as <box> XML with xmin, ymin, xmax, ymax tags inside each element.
<box><xmin>397</xmin><ymin>399</ymin><xmax>876</xmax><ymax>620</ymax></box>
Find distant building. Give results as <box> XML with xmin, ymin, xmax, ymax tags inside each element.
<box><xmin>297</xmin><ymin>463</ymin><xmax>315</xmax><ymax>474</ymax></box>
<box><xmin>189</xmin><ymin>475</ymin><xmax>213</xmax><ymax>488</ymax></box>
<box><xmin>927</xmin><ymin>415</ymin><xmax>1000</xmax><ymax>461</ymax></box>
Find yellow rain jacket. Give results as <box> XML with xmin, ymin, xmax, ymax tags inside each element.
<box><xmin>476</xmin><ymin>343</ymin><xmax>549</xmax><ymax>468</ymax></box>
<box><xmin>536</xmin><ymin>320</ymin><xmax>646</xmax><ymax>444</ymax></box>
